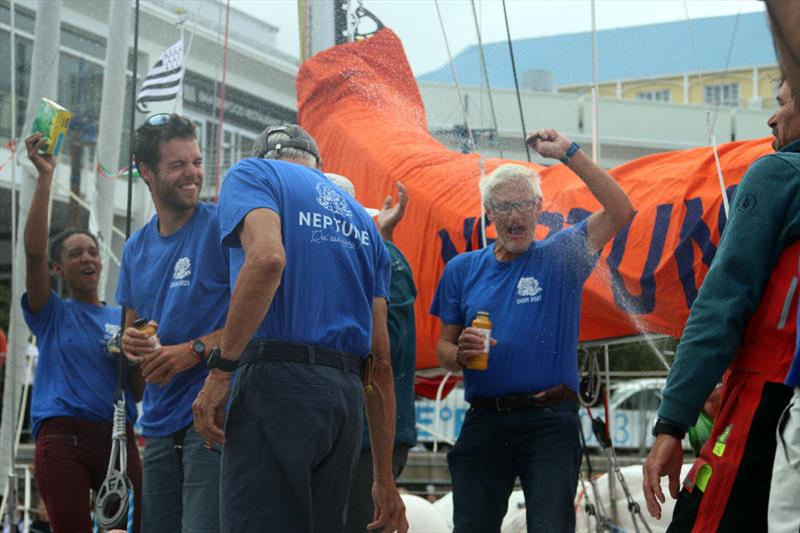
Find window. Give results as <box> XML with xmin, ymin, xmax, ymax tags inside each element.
<box><xmin>704</xmin><ymin>83</ymin><xmax>740</xmax><ymax>107</ymax></box>
<box><xmin>637</xmin><ymin>89</ymin><xmax>671</xmax><ymax>102</ymax></box>
<box><xmin>0</xmin><ymin>30</ymin><xmax>33</xmax><ymax>139</ymax></box>
<box><xmin>618</xmin><ymin>388</ymin><xmax>661</xmax><ymax>411</ymax></box>
<box><xmin>199</xmin><ymin>118</ymin><xmax>255</xmax><ymax>198</ymax></box>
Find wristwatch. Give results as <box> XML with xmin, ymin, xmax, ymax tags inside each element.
<box><xmin>190</xmin><ymin>339</ymin><xmax>206</xmax><ymax>362</ymax></box>
<box><xmin>559</xmin><ymin>142</ymin><xmax>581</xmax><ymax>164</ymax></box>
<box><xmin>652</xmin><ymin>417</ymin><xmax>687</xmax><ymax>439</ymax></box>
<box><xmin>205</xmin><ymin>346</ymin><xmax>238</xmax><ymax>372</ymax></box>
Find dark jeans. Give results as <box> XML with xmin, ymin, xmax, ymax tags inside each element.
<box><xmin>447</xmin><ymin>400</ymin><xmax>581</xmax><ymax>533</ymax></box>
<box><xmin>344</xmin><ymin>444</ymin><xmax>410</xmax><ymax>533</ymax></box>
<box><xmin>221</xmin><ymin>359</ymin><xmax>364</xmax><ymax>533</ymax></box>
<box><xmin>35</xmin><ymin>417</ymin><xmax>142</xmax><ymax>533</ymax></box>
<box><xmin>141</xmin><ymin>424</ymin><xmax>221</xmax><ymax>533</ymax></box>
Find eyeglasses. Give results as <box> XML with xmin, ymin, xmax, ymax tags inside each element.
<box><xmin>144</xmin><ymin>113</ymin><xmax>170</xmax><ymax>127</ymax></box>
<box><xmin>489</xmin><ymin>199</ymin><xmax>540</xmax><ymax>214</ymax></box>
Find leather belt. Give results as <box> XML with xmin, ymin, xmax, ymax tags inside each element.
<box><xmin>241</xmin><ymin>340</ymin><xmax>362</xmax><ymax>377</ymax></box>
<box><xmin>470</xmin><ymin>384</ymin><xmax>577</xmax><ymax>411</ymax></box>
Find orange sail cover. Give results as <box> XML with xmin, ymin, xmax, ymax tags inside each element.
<box><xmin>297</xmin><ymin>28</ymin><xmax>773</xmax><ymax>370</ymax></box>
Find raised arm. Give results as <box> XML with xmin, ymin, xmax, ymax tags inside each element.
<box><xmin>377</xmin><ymin>181</ymin><xmax>408</xmax><ymax>243</ymax></box>
<box><xmin>527</xmin><ymin>128</ymin><xmax>634</xmax><ymax>252</ymax></box>
<box><xmin>24</xmin><ymin>133</ymin><xmax>57</xmax><ymax>313</ymax></box>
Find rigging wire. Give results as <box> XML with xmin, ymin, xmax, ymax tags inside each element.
<box><xmin>94</xmin><ymin>2</ymin><xmax>141</xmax><ymax>531</ymax></box>
<box><xmin>682</xmin><ymin>0</ymin><xmax>743</xmax><ymax>219</ymax></box>
<box><xmin>469</xmin><ymin>0</ymin><xmax>503</xmax><ymax>158</ymax></box>
<box><xmin>2</xmin><ymin>1</ymin><xmax>18</xmax><ymax>522</ymax></box>
<box><xmin>433</xmin><ymin>0</ymin><xmax>476</xmax><ymax>153</ymax></box>
<box><xmin>214</xmin><ymin>0</ymin><xmax>232</xmax><ymax>201</ymax></box>
<box><xmin>590</xmin><ymin>0</ymin><xmax>600</xmax><ymax>163</ymax></box>
<box><xmin>500</xmin><ymin>0</ymin><xmax>531</xmax><ymax>162</ymax></box>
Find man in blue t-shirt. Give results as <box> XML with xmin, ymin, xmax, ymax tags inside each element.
<box><xmin>21</xmin><ymin>133</ymin><xmax>141</xmax><ymax>532</ymax></box>
<box><xmin>430</xmin><ymin>128</ymin><xmax>633</xmax><ymax>533</ymax></box>
<box><xmin>192</xmin><ymin>124</ymin><xmax>408</xmax><ymax>533</ymax></box>
<box><xmin>117</xmin><ymin>114</ymin><xmax>229</xmax><ymax>532</ymax></box>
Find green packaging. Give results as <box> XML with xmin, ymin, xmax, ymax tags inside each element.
<box><xmin>30</xmin><ymin>98</ymin><xmax>72</xmax><ymax>156</ymax></box>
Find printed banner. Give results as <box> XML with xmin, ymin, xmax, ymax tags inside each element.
<box><xmin>297</xmin><ymin>28</ymin><xmax>773</xmax><ymax>370</ymax></box>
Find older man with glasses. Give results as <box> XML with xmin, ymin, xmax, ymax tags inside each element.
<box><xmin>117</xmin><ymin>113</ymin><xmax>230</xmax><ymax>532</ymax></box>
<box><xmin>431</xmin><ymin>128</ymin><xmax>633</xmax><ymax>533</ymax></box>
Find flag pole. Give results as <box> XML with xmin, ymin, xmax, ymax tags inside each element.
<box><xmin>213</xmin><ymin>0</ymin><xmax>231</xmax><ymax>201</ymax></box>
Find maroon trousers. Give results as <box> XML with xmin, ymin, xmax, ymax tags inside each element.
<box><xmin>34</xmin><ymin>417</ymin><xmax>142</xmax><ymax>533</ymax></box>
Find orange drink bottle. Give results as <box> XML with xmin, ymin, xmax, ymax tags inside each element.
<box><xmin>469</xmin><ymin>311</ymin><xmax>492</xmax><ymax>370</ymax></box>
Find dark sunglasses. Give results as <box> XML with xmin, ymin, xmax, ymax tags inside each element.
<box><xmin>144</xmin><ymin>113</ymin><xmax>171</xmax><ymax>127</ymax></box>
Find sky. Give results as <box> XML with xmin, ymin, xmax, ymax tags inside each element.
<box><xmin>228</xmin><ymin>0</ymin><xmax>766</xmax><ymax>76</ymax></box>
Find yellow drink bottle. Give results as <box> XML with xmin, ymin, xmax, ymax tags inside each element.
<box><xmin>468</xmin><ymin>311</ymin><xmax>492</xmax><ymax>370</ymax></box>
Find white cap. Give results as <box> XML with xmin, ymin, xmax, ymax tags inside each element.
<box><xmin>325</xmin><ymin>173</ymin><xmax>380</xmax><ymax>217</ymax></box>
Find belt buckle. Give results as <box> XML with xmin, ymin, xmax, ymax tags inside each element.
<box><xmin>495</xmin><ymin>397</ymin><xmax>512</xmax><ymax>412</ymax></box>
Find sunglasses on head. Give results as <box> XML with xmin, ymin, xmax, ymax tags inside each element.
<box><xmin>144</xmin><ymin>113</ymin><xmax>170</xmax><ymax>127</ymax></box>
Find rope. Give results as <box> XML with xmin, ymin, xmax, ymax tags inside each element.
<box><xmin>433</xmin><ymin>0</ymin><xmax>476</xmax><ymax>153</ymax></box>
<box><xmin>469</xmin><ymin>0</ymin><xmax>503</xmax><ymax>157</ymax></box>
<box><xmin>682</xmin><ymin>1</ymin><xmax>742</xmax><ymax>221</ymax></box>
<box><xmin>579</xmin><ymin>349</ymin><xmax>603</xmax><ymax>407</ymax></box>
<box><xmin>213</xmin><ymin>0</ymin><xmax>232</xmax><ymax>201</ymax></box>
<box><xmin>500</xmin><ymin>0</ymin><xmax>531</xmax><ymax>162</ymax></box>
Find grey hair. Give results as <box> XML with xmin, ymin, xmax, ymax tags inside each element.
<box><xmin>480</xmin><ymin>163</ymin><xmax>543</xmax><ymax>206</ymax></box>
<box><xmin>261</xmin><ymin>130</ymin><xmax>319</xmax><ymax>169</ymax></box>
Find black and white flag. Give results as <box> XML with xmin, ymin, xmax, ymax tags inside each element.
<box><xmin>136</xmin><ymin>39</ymin><xmax>184</xmax><ymax>113</ymax></box>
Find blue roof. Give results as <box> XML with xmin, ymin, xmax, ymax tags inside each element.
<box><xmin>417</xmin><ymin>12</ymin><xmax>776</xmax><ymax>88</ymax></box>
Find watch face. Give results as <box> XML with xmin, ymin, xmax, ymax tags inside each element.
<box><xmin>192</xmin><ymin>340</ymin><xmax>206</xmax><ymax>356</ymax></box>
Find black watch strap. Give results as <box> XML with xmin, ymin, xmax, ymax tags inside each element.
<box><xmin>652</xmin><ymin>418</ymin><xmax>687</xmax><ymax>439</ymax></box>
<box><xmin>206</xmin><ymin>346</ymin><xmax>238</xmax><ymax>372</ymax></box>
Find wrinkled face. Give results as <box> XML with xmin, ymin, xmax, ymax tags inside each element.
<box><xmin>54</xmin><ymin>234</ymin><xmax>102</xmax><ymax>294</ymax></box>
<box><xmin>767</xmin><ymin>82</ymin><xmax>800</xmax><ymax>150</ymax></box>
<box><xmin>144</xmin><ymin>138</ymin><xmax>203</xmax><ymax>212</ymax></box>
<box><xmin>486</xmin><ymin>180</ymin><xmax>542</xmax><ymax>257</ymax></box>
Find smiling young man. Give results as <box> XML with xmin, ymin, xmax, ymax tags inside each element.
<box><xmin>430</xmin><ymin>128</ymin><xmax>633</xmax><ymax>533</ymax></box>
<box><xmin>117</xmin><ymin>114</ymin><xmax>229</xmax><ymax>532</ymax></box>
<box><xmin>21</xmin><ymin>133</ymin><xmax>141</xmax><ymax>532</ymax></box>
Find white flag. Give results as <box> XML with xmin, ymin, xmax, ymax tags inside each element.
<box><xmin>136</xmin><ymin>38</ymin><xmax>184</xmax><ymax>113</ymax></box>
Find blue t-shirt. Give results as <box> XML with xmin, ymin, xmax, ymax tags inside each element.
<box><xmin>116</xmin><ymin>203</ymin><xmax>230</xmax><ymax>437</ymax></box>
<box><xmin>219</xmin><ymin>158</ymin><xmax>391</xmax><ymax>356</ymax></box>
<box><xmin>21</xmin><ymin>292</ymin><xmax>137</xmax><ymax>439</ymax></box>
<box><xmin>430</xmin><ymin>220</ymin><xmax>597</xmax><ymax>401</ymax></box>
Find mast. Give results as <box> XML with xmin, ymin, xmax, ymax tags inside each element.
<box><xmin>1</xmin><ymin>0</ymin><xmax>63</xmax><ymax>514</ymax></box>
<box><xmin>94</xmin><ymin>0</ymin><xmax>134</xmax><ymax>302</ymax></box>
<box><xmin>299</xmin><ymin>0</ymin><xmax>340</xmax><ymax>62</ymax></box>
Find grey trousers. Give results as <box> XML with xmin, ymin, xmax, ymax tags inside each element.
<box><xmin>769</xmin><ymin>387</ymin><xmax>800</xmax><ymax>533</ymax></box>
